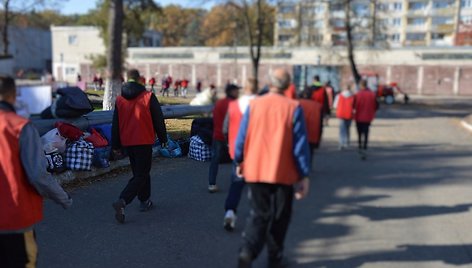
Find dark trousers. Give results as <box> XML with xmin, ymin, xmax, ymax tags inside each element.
<box><xmin>208</xmin><ymin>140</ymin><xmax>227</xmax><ymax>185</ymax></box>
<box><xmin>356</xmin><ymin>122</ymin><xmax>371</xmax><ymax>150</ymax></box>
<box><xmin>224</xmin><ymin>163</ymin><xmax>245</xmax><ymax>212</ymax></box>
<box><xmin>241</xmin><ymin>183</ymin><xmax>294</xmax><ymax>261</ymax></box>
<box><xmin>120</xmin><ymin>145</ymin><xmax>152</xmax><ymax>204</ymax></box>
<box><xmin>0</xmin><ymin>230</ymin><xmax>37</xmax><ymax>268</ymax></box>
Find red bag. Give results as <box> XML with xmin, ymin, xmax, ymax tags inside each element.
<box><xmin>55</xmin><ymin>122</ymin><xmax>83</xmax><ymax>141</ymax></box>
<box><xmin>85</xmin><ymin>128</ymin><xmax>108</xmax><ymax>148</ymax></box>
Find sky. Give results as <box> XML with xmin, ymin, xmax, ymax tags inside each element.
<box><xmin>60</xmin><ymin>0</ymin><xmax>214</xmax><ymax>15</ymax></box>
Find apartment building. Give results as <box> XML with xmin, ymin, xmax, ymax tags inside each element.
<box><xmin>274</xmin><ymin>0</ymin><xmax>472</xmax><ymax>47</ymax></box>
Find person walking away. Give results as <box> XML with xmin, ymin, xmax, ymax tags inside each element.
<box><xmin>324</xmin><ymin>81</ymin><xmax>335</xmax><ymax>125</ymax></box>
<box><xmin>354</xmin><ymin>79</ymin><xmax>379</xmax><ymax>160</ymax></box>
<box><xmin>173</xmin><ymin>79</ymin><xmax>181</xmax><ymax>97</ymax></box>
<box><xmin>234</xmin><ymin>68</ymin><xmax>311</xmax><ymax>267</ymax></box>
<box><xmin>0</xmin><ymin>76</ymin><xmax>72</xmax><ymax>268</ymax></box>
<box><xmin>111</xmin><ymin>69</ymin><xmax>168</xmax><ymax>223</ymax></box>
<box><xmin>207</xmin><ymin>84</ymin><xmax>240</xmax><ymax>193</ymax></box>
<box><xmin>298</xmin><ymin>89</ymin><xmax>323</xmax><ymax>160</ymax></box>
<box><xmin>196</xmin><ymin>80</ymin><xmax>202</xmax><ymax>93</ymax></box>
<box><xmin>181</xmin><ymin>79</ymin><xmax>189</xmax><ymax>98</ymax></box>
<box><xmin>222</xmin><ymin>78</ymin><xmax>257</xmax><ymax>231</ymax></box>
<box><xmin>309</xmin><ymin>75</ymin><xmax>330</xmax><ymax>139</ymax></box>
<box><xmin>149</xmin><ymin>77</ymin><xmax>156</xmax><ymax>94</ymax></box>
<box><xmin>334</xmin><ymin>84</ymin><xmax>355</xmax><ymax>150</ymax></box>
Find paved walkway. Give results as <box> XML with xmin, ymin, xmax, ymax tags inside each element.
<box><xmin>37</xmin><ymin>100</ymin><xmax>472</xmax><ymax>268</ymax></box>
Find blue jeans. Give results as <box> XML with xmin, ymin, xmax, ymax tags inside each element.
<box><xmin>225</xmin><ymin>163</ymin><xmax>246</xmax><ymax>212</ymax></box>
<box><xmin>339</xmin><ymin>119</ymin><xmax>352</xmax><ymax>147</ymax></box>
<box><xmin>208</xmin><ymin>140</ymin><xmax>227</xmax><ymax>185</ymax></box>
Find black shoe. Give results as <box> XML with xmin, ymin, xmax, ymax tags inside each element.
<box><xmin>140</xmin><ymin>200</ymin><xmax>153</xmax><ymax>212</ymax></box>
<box><xmin>112</xmin><ymin>199</ymin><xmax>126</xmax><ymax>223</ymax></box>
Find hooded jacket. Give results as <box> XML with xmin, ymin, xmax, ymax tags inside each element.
<box><xmin>112</xmin><ymin>81</ymin><xmax>167</xmax><ymax>148</ymax></box>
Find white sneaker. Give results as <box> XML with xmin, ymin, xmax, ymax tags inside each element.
<box><xmin>208</xmin><ymin>184</ymin><xmax>218</xmax><ymax>193</ymax></box>
<box><xmin>223</xmin><ymin>210</ymin><xmax>237</xmax><ymax>231</ymax></box>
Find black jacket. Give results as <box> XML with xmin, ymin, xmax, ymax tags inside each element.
<box><xmin>111</xmin><ymin>82</ymin><xmax>167</xmax><ymax>149</ymax></box>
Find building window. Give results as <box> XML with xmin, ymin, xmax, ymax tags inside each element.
<box><xmin>330</xmin><ymin>19</ymin><xmax>345</xmax><ymax>29</ymax></box>
<box><xmin>312</xmin><ymin>35</ymin><xmax>323</xmax><ymax>42</ymax></box>
<box><xmin>409</xmin><ymin>2</ymin><xmax>428</xmax><ymax>10</ymax></box>
<box><xmin>352</xmin><ymin>3</ymin><xmax>369</xmax><ymax>16</ymax></box>
<box><xmin>278</xmin><ymin>35</ymin><xmax>292</xmax><ymax>42</ymax></box>
<box><xmin>377</xmin><ymin>3</ymin><xmax>388</xmax><ymax>11</ymax></box>
<box><xmin>431</xmin><ymin>33</ymin><xmax>446</xmax><ymax>40</ymax></box>
<box><xmin>279</xmin><ymin>5</ymin><xmax>295</xmax><ymax>14</ymax></box>
<box><xmin>391</xmin><ymin>33</ymin><xmax>401</xmax><ymax>42</ymax></box>
<box><xmin>278</xmin><ymin>19</ymin><xmax>296</xmax><ymax>29</ymax></box>
<box><xmin>330</xmin><ymin>3</ymin><xmax>343</xmax><ymax>12</ymax></box>
<box><xmin>313</xmin><ymin>20</ymin><xmax>324</xmax><ymax>28</ymax></box>
<box><xmin>392</xmin><ymin>18</ymin><xmax>401</xmax><ymax>26</ymax></box>
<box><xmin>314</xmin><ymin>5</ymin><xmax>325</xmax><ymax>14</ymax></box>
<box><xmin>432</xmin><ymin>16</ymin><xmax>454</xmax><ymax>25</ymax></box>
<box><xmin>68</xmin><ymin>35</ymin><xmax>77</xmax><ymax>45</ymax></box>
<box><xmin>461</xmin><ymin>15</ymin><xmax>472</xmax><ymax>24</ymax></box>
<box><xmin>406</xmin><ymin>33</ymin><xmax>426</xmax><ymax>40</ymax></box>
<box><xmin>408</xmin><ymin>18</ymin><xmax>426</xmax><ymax>25</ymax></box>
<box><xmin>393</xmin><ymin>2</ymin><xmax>403</xmax><ymax>11</ymax></box>
<box><xmin>65</xmin><ymin>67</ymin><xmax>76</xmax><ymax>75</ymax></box>
<box><xmin>461</xmin><ymin>0</ymin><xmax>472</xmax><ymax>8</ymax></box>
<box><xmin>433</xmin><ymin>0</ymin><xmax>454</xmax><ymax>9</ymax></box>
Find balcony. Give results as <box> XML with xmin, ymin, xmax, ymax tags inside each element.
<box><xmin>430</xmin><ymin>24</ymin><xmax>455</xmax><ymax>32</ymax></box>
<box><xmin>431</xmin><ymin>7</ymin><xmax>457</xmax><ymax>16</ymax></box>
<box><xmin>404</xmin><ymin>39</ymin><xmax>427</xmax><ymax>46</ymax></box>
<box><xmin>405</xmin><ymin>24</ymin><xmax>428</xmax><ymax>31</ymax></box>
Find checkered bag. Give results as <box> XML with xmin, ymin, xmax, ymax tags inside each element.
<box><xmin>188</xmin><ymin>135</ymin><xmax>212</xmax><ymax>162</ymax></box>
<box><xmin>65</xmin><ymin>139</ymin><xmax>94</xmax><ymax>171</ymax></box>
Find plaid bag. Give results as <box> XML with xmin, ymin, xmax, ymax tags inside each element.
<box><xmin>66</xmin><ymin>140</ymin><xmax>94</xmax><ymax>171</ymax></box>
<box><xmin>188</xmin><ymin>135</ymin><xmax>211</xmax><ymax>162</ymax></box>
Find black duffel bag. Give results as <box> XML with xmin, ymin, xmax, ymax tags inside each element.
<box><xmin>41</xmin><ymin>87</ymin><xmax>94</xmax><ymax>119</ymax></box>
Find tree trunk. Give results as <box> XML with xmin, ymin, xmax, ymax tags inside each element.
<box><xmin>345</xmin><ymin>0</ymin><xmax>361</xmax><ymax>86</ymax></box>
<box><xmin>103</xmin><ymin>0</ymin><xmax>124</xmax><ymax>111</ymax></box>
<box><xmin>2</xmin><ymin>0</ymin><xmax>10</xmax><ymax>56</ymax></box>
<box><xmin>371</xmin><ymin>0</ymin><xmax>377</xmax><ymax>47</ymax></box>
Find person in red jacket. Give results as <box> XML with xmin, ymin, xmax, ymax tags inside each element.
<box><xmin>221</xmin><ymin>78</ymin><xmax>257</xmax><ymax>231</ymax></box>
<box><xmin>111</xmin><ymin>69</ymin><xmax>168</xmax><ymax>223</ymax></box>
<box><xmin>354</xmin><ymin>79</ymin><xmax>379</xmax><ymax>159</ymax></box>
<box><xmin>208</xmin><ymin>83</ymin><xmax>240</xmax><ymax>193</ymax></box>
<box><xmin>334</xmin><ymin>84</ymin><xmax>355</xmax><ymax>150</ymax></box>
<box><xmin>299</xmin><ymin>89</ymin><xmax>323</xmax><ymax>159</ymax></box>
<box><xmin>283</xmin><ymin>83</ymin><xmax>297</xmax><ymax>99</ymax></box>
<box><xmin>0</xmin><ymin>76</ymin><xmax>72</xmax><ymax>268</ymax></box>
<box><xmin>149</xmin><ymin>77</ymin><xmax>156</xmax><ymax>94</ymax></box>
<box><xmin>181</xmin><ymin>79</ymin><xmax>189</xmax><ymax>98</ymax></box>
<box><xmin>235</xmin><ymin>68</ymin><xmax>310</xmax><ymax>267</ymax></box>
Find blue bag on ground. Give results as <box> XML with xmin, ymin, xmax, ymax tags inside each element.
<box><xmin>92</xmin><ymin>146</ymin><xmax>111</xmax><ymax>168</ymax></box>
<box><xmin>155</xmin><ymin>135</ymin><xmax>182</xmax><ymax>158</ymax></box>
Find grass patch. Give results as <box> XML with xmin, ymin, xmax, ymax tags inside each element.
<box><xmin>158</xmin><ymin>96</ymin><xmax>191</xmax><ymax>105</ymax></box>
<box><xmin>165</xmin><ymin>118</ymin><xmax>194</xmax><ymax>140</ymax></box>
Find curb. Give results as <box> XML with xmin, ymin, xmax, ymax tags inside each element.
<box><xmin>461</xmin><ymin>119</ymin><xmax>472</xmax><ymax>133</ymax></box>
<box><xmin>53</xmin><ymin>159</ymin><xmax>130</xmax><ymax>185</ymax></box>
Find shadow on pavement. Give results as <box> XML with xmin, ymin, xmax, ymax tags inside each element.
<box><xmin>297</xmin><ymin>244</ymin><xmax>472</xmax><ymax>267</ymax></box>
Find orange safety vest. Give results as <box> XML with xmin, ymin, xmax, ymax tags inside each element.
<box><xmin>299</xmin><ymin>99</ymin><xmax>322</xmax><ymax>144</ymax></box>
<box><xmin>0</xmin><ymin>111</ymin><xmax>43</xmax><ymax>231</ymax></box>
<box><xmin>284</xmin><ymin>83</ymin><xmax>297</xmax><ymax>99</ymax></box>
<box><xmin>355</xmin><ymin>89</ymin><xmax>377</xmax><ymax>123</ymax></box>
<box><xmin>227</xmin><ymin>101</ymin><xmax>244</xmax><ymax>159</ymax></box>
<box><xmin>311</xmin><ymin>87</ymin><xmax>326</xmax><ymax>109</ymax></box>
<box><xmin>116</xmin><ymin>91</ymin><xmax>156</xmax><ymax>146</ymax></box>
<box><xmin>243</xmin><ymin>93</ymin><xmax>300</xmax><ymax>185</ymax></box>
<box><xmin>336</xmin><ymin>94</ymin><xmax>355</xmax><ymax>120</ymax></box>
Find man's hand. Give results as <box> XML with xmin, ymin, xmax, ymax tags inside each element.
<box><xmin>236</xmin><ymin>164</ymin><xmax>244</xmax><ymax>178</ymax></box>
<box><xmin>294</xmin><ymin>177</ymin><xmax>309</xmax><ymax>200</ymax></box>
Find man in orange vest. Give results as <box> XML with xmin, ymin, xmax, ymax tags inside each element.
<box><xmin>221</xmin><ymin>78</ymin><xmax>257</xmax><ymax>231</ymax></box>
<box><xmin>234</xmin><ymin>68</ymin><xmax>311</xmax><ymax>267</ymax></box>
<box><xmin>0</xmin><ymin>76</ymin><xmax>72</xmax><ymax>267</ymax></box>
<box><xmin>111</xmin><ymin>69</ymin><xmax>168</xmax><ymax>223</ymax></box>
<box><xmin>298</xmin><ymin>89</ymin><xmax>323</xmax><ymax>159</ymax></box>
<box><xmin>334</xmin><ymin>84</ymin><xmax>355</xmax><ymax>150</ymax></box>
<box><xmin>354</xmin><ymin>79</ymin><xmax>379</xmax><ymax>159</ymax></box>
<box><xmin>207</xmin><ymin>83</ymin><xmax>240</xmax><ymax>193</ymax></box>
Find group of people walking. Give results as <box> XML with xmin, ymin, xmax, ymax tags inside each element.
<box><xmin>0</xmin><ymin>67</ymin><xmax>378</xmax><ymax>268</ymax></box>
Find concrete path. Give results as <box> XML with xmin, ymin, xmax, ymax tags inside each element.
<box><xmin>37</xmin><ymin>99</ymin><xmax>472</xmax><ymax>268</ymax></box>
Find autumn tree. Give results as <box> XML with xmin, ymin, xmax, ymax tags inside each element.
<box><xmin>0</xmin><ymin>0</ymin><xmax>60</xmax><ymax>56</ymax></box>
